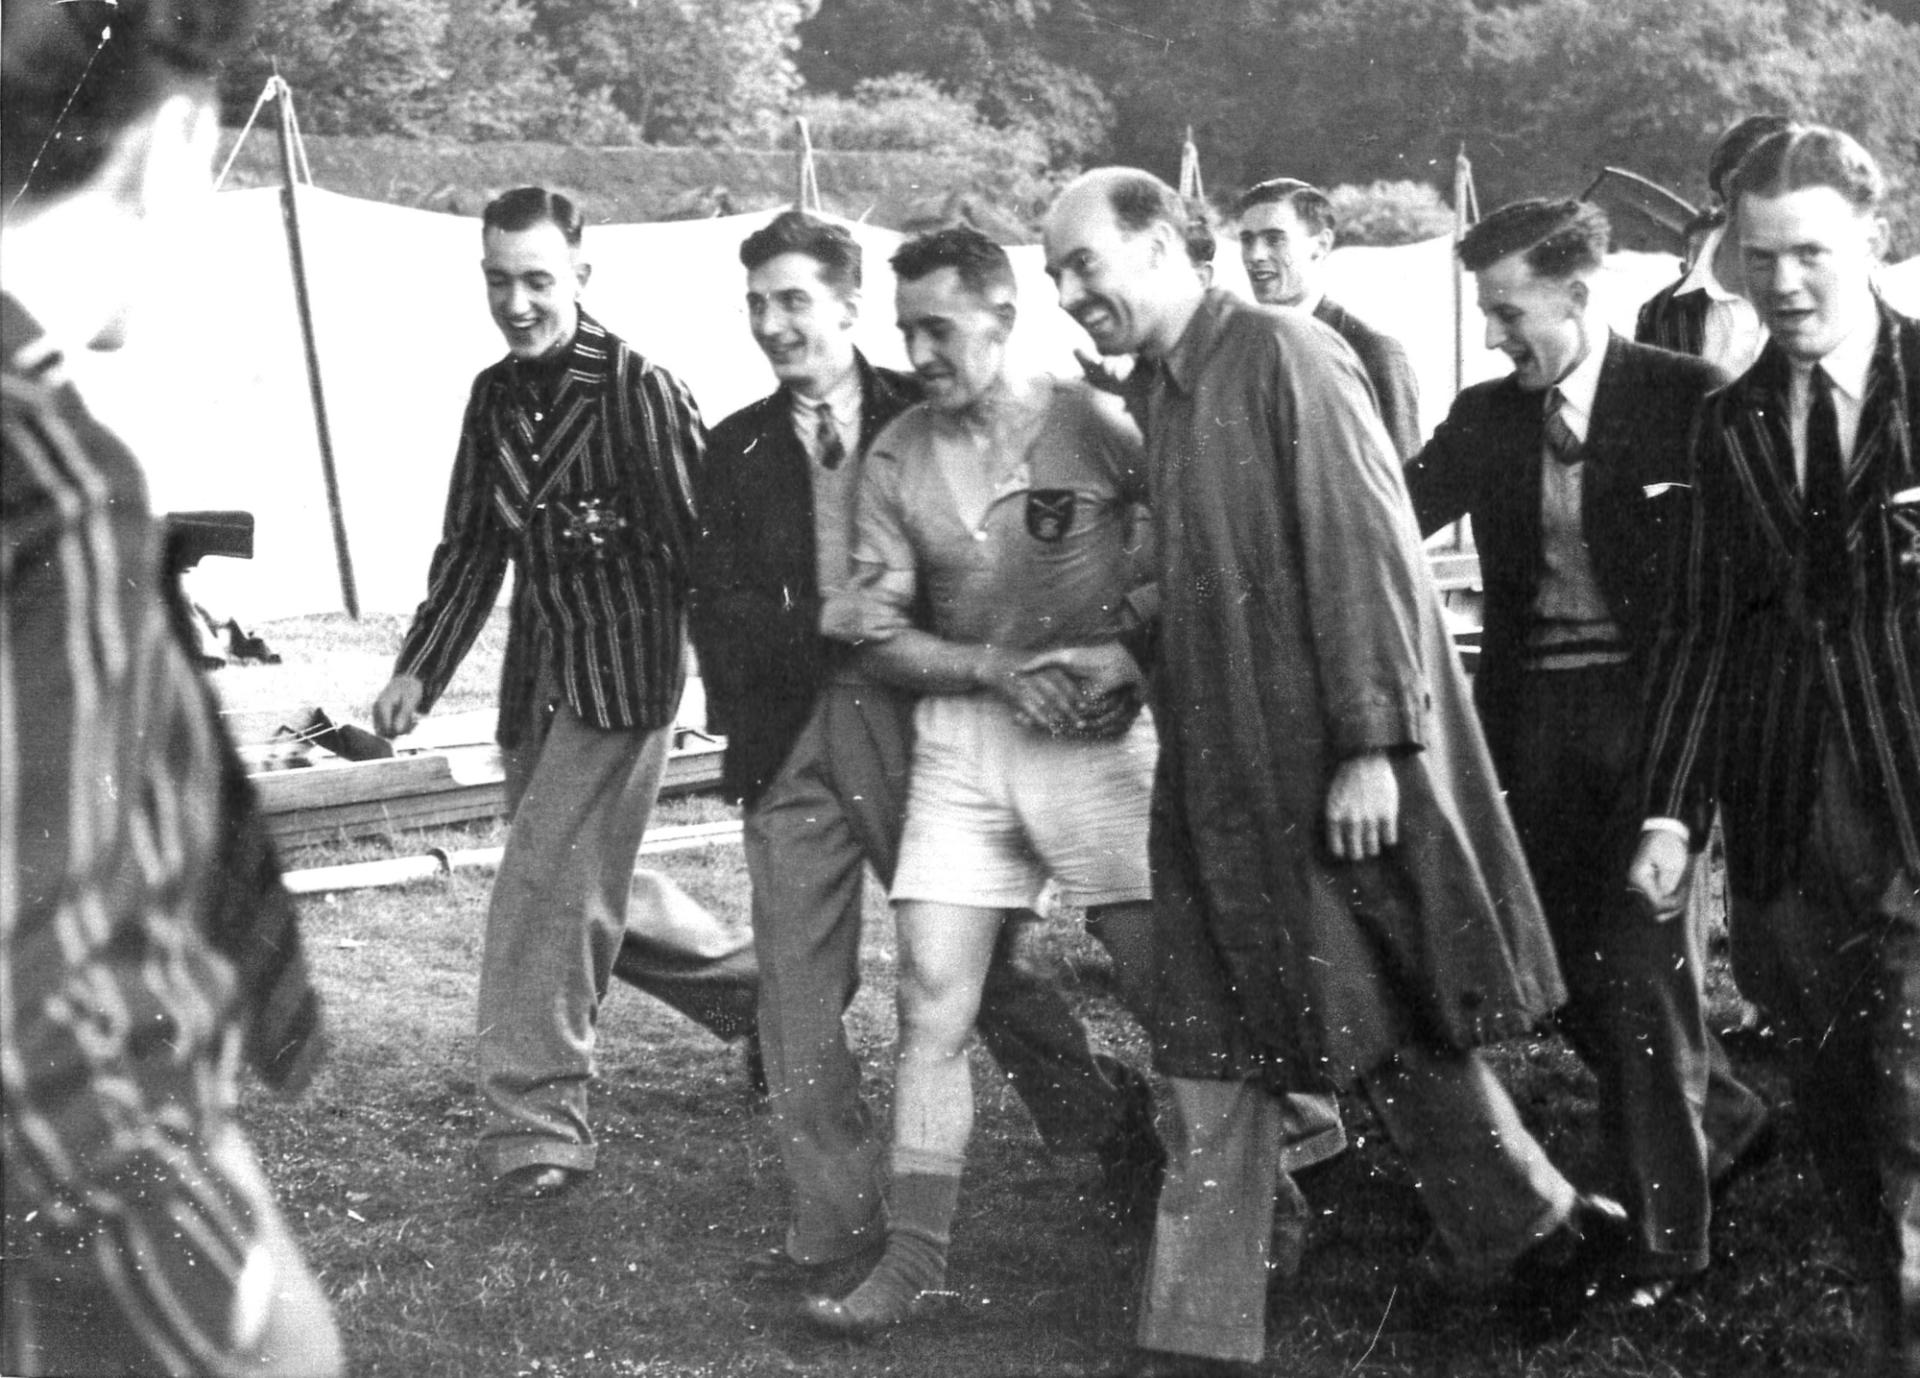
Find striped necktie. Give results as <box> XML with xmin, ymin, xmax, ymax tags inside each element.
<box><xmin>1543</xmin><ymin>386</ymin><xmax>1582</xmax><ymax>466</ymax></box>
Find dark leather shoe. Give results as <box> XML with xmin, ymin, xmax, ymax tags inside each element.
<box><xmin>1509</xmin><ymin>1192</ymin><xmax>1633</xmax><ymax>1313</ymax></box>
<box><xmin>1710</xmin><ymin>1115</ymin><xmax>1778</xmax><ymax>1200</ymax></box>
<box><xmin>1617</xmin><ymin>1271</ymin><xmax>1697</xmax><ymax>1311</ymax></box>
<box><xmin>493</xmin><ymin>1164</ymin><xmax>577</xmax><ymax>1202</ymax></box>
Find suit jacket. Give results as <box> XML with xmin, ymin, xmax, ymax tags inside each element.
<box><xmin>1315</xmin><ymin>296</ymin><xmax>1421</xmax><ymax>459</ymax></box>
<box><xmin>691</xmin><ymin>353</ymin><xmax>920</xmax><ymax>805</ymax></box>
<box><xmin>1405</xmin><ymin>333</ymin><xmax>1725</xmax><ymax>781</ymax></box>
<box><xmin>396</xmin><ymin>309</ymin><xmax>702</xmax><ymax>746</ymax></box>
<box><xmin>1635</xmin><ymin>278</ymin><xmax>1710</xmax><ymax>358</ymax></box>
<box><xmin>1641</xmin><ymin>299</ymin><xmax>1920</xmax><ymax>899</ymax></box>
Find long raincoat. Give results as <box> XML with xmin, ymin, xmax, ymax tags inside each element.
<box><xmin>1142</xmin><ymin>290</ymin><xmax>1564</xmax><ymax>1092</ymax></box>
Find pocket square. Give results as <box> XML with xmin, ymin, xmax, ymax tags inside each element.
<box><xmin>1642</xmin><ymin>481</ymin><xmax>1687</xmax><ymax>498</ymax></box>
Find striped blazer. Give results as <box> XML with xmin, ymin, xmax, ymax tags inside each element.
<box><xmin>397</xmin><ymin>310</ymin><xmax>702</xmax><ymax>745</ymax></box>
<box><xmin>1634</xmin><ymin>278</ymin><xmax>1710</xmax><ymax>357</ymax></box>
<box><xmin>1640</xmin><ymin>299</ymin><xmax>1920</xmax><ymax>900</ymax></box>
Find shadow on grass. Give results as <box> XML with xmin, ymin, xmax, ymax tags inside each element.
<box><xmin>245</xmin><ymin>813</ymin><xmax>1867</xmax><ymax>1378</ymax></box>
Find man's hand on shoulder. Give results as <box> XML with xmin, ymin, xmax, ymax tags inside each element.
<box><xmin>372</xmin><ymin>674</ymin><xmax>425</xmax><ymax>738</ymax></box>
<box><xmin>1326</xmin><ymin>751</ymin><xmax>1399</xmax><ymax>860</ymax></box>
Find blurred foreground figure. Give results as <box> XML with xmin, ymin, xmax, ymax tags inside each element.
<box><xmin>372</xmin><ymin>189</ymin><xmax>757</xmax><ymax>1202</ymax></box>
<box><xmin>1</xmin><ymin>0</ymin><xmax>343</xmax><ymax>1371</ymax></box>
<box><xmin>1631</xmin><ymin>124</ymin><xmax>1920</xmax><ymax>1377</ymax></box>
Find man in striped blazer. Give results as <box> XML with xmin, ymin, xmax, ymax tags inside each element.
<box><xmin>1633</xmin><ymin>113</ymin><xmax>1791</xmax><ymax>374</ymax></box>
<box><xmin>373</xmin><ymin>188</ymin><xmax>755</xmax><ymax>1202</ymax></box>
<box><xmin>1631</xmin><ymin>125</ymin><xmax>1920</xmax><ymax>1376</ymax></box>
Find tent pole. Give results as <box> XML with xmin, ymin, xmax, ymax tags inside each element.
<box><xmin>273</xmin><ymin>77</ymin><xmax>359</xmax><ymax>618</ymax></box>
<box><xmin>1452</xmin><ymin>144</ymin><xmax>1470</xmax><ymax>400</ymax></box>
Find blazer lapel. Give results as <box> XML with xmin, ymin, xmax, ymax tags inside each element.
<box><xmin>528</xmin><ymin>313</ymin><xmax>613</xmax><ymax>504</ymax></box>
<box><xmin>1849</xmin><ymin>305</ymin><xmax>1919</xmax><ymax>535</ymax></box>
<box><xmin>1721</xmin><ymin>343</ymin><xmax>1804</xmax><ymax>561</ymax></box>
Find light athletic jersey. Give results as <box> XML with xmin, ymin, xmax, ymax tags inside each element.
<box><xmin>833</xmin><ymin>375</ymin><xmax>1148</xmax><ymax>652</ymax></box>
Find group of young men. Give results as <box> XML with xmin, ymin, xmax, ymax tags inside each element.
<box><xmin>3</xmin><ymin>0</ymin><xmax>1916</xmax><ymax>1365</ymax></box>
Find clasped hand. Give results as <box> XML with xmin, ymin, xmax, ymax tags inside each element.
<box><xmin>994</xmin><ymin>642</ymin><xmax>1145</xmax><ymax>739</ymax></box>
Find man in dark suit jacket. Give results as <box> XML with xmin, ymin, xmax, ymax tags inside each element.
<box><xmin>1235</xmin><ymin>177</ymin><xmax>1422</xmax><ymax>457</ymax></box>
<box><xmin>1407</xmin><ymin>198</ymin><xmax>1771</xmax><ymax>1305</ymax></box>
<box><xmin>1632</xmin><ymin>127</ymin><xmax>1920</xmax><ymax>1375</ymax></box>
<box><xmin>692</xmin><ymin>212</ymin><xmax>1159</xmax><ymax>1279</ymax></box>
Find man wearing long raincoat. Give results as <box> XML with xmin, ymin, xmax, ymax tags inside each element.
<box><xmin>1040</xmin><ymin>169</ymin><xmax>1627</xmax><ymax>1378</ymax></box>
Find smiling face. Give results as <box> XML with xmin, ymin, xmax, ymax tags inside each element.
<box><xmin>895</xmin><ymin>266</ymin><xmax>1012</xmax><ymax>415</ymax></box>
<box><xmin>483</xmin><ymin>221</ymin><xmax>588</xmax><ymax>360</ymax></box>
<box><xmin>1737</xmin><ymin>184</ymin><xmax>1884</xmax><ymax>364</ymax></box>
<box><xmin>1237</xmin><ymin>198</ymin><xmax>1331</xmax><ymax>307</ymax></box>
<box><xmin>1044</xmin><ymin>184</ymin><xmax>1170</xmax><ymax>357</ymax></box>
<box><xmin>1474</xmin><ymin>251</ymin><xmax>1590</xmax><ymax>392</ymax></box>
<box><xmin>745</xmin><ymin>251</ymin><xmax>859</xmax><ymax>397</ymax></box>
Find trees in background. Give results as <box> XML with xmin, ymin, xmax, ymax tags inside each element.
<box><xmin>224</xmin><ymin>0</ymin><xmax>1920</xmax><ymax>248</ymax></box>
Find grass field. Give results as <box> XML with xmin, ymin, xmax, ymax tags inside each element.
<box><xmin>233</xmin><ymin>616</ymin><xmax>1867</xmax><ymax>1377</ymax></box>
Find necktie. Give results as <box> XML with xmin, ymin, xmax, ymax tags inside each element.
<box><xmin>1543</xmin><ymin>387</ymin><xmax>1582</xmax><ymax>466</ymax></box>
<box><xmin>814</xmin><ymin>401</ymin><xmax>845</xmax><ymax>470</ymax></box>
<box><xmin>1804</xmin><ymin>364</ymin><xmax>1848</xmax><ymax>621</ymax></box>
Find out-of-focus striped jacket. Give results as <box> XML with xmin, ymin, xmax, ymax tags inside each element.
<box><xmin>3</xmin><ymin>292</ymin><xmax>322</xmax><ymax>1374</ymax></box>
<box><xmin>396</xmin><ymin>310</ymin><xmax>702</xmax><ymax>746</ymax></box>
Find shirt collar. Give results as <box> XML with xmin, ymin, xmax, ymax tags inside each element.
<box><xmin>1159</xmin><ymin>289</ymin><xmax>1232</xmax><ymax>396</ymax></box>
<box><xmin>1676</xmin><ymin>226</ymin><xmax>1744</xmax><ymax>304</ymax></box>
<box><xmin>790</xmin><ymin>363</ymin><xmax>864</xmax><ymax>427</ymax></box>
<box><xmin>1791</xmin><ymin>309</ymin><xmax>1878</xmax><ymax>405</ymax></box>
<box><xmin>1548</xmin><ymin>328</ymin><xmax>1609</xmax><ymax>430</ymax></box>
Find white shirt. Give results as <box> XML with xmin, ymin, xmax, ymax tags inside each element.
<box><xmin>789</xmin><ymin>367</ymin><xmax>864</xmax><ymax>467</ymax></box>
<box><xmin>1786</xmin><ymin>311</ymin><xmax>1875</xmax><ymax>488</ymax></box>
<box><xmin>1675</xmin><ymin>227</ymin><xmax>1767</xmax><ymax>377</ymax></box>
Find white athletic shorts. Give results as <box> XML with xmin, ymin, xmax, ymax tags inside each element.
<box><xmin>891</xmin><ymin>692</ymin><xmax>1155</xmax><ymax>910</ymax></box>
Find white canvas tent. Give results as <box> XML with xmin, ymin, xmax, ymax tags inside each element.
<box><xmin>66</xmin><ymin>185</ymin><xmax>1920</xmax><ymax>621</ymax></box>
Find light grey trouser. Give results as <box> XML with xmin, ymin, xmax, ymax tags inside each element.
<box><xmin>476</xmin><ymin>698</ymin><xmax>675</xmax><ymax>1177</ymax></box>
<box><xmin>1139</xmin><ymin>1047</ymin><xmax>1574</xmax><ymax>1364</ymax></box>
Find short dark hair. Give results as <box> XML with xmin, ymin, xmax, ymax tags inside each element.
<box><xmin>3</xmin><ymin>0</ymin><xmax>254</xmax><ymax>205</ymax></box>
<box><xmin>890</xmin><ymin>224</ymin><xmax>1017</xmax><ymax>301</ymax></box>
<box><xmin>1235</xmin><ymin>178</ymin><xmax>1337</xmax><ymax>239</ymax></box>
<box><xmin>483</xmin><ymin>187</ymin><xmax>585</xmax><ymax>248</ymax></box>
<box><xmin>739</xmin><ymin>210</ymin><xmax>862</xmax><ymax>295</ymax></box>
<box><xmin>1707</xmin><ymin>114</ymin><xmax>1795</xmax><ymax>203</ymax></box>
<box><xmin>1728</xmin><ymin>123</ymin><xmax>1886</xmax><ymax>214</ymax></box>
<box><xmin>1458</xmin><ymin>198</ymin><xmax>1610</xmax><ymax>277</ymax></box>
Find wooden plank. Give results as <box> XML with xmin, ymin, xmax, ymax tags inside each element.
<box><xmin>260</xmin><ymin>741</ymin><xmax>724</xmax><ymax>847</ymax></box>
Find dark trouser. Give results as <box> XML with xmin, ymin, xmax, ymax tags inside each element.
<box><xmin>1731</xmin><ymin>737</ymin><xmax>1920</xmax><ymax>1377</ymax></box>
<box><xmin>744</xmin><ymin>679</ymin><xmax>1127</xmax><ymax>1265</ymax></box>
<box><xmin>1505</xmin><ymin>663</ymin><xmax>1769</xmax><ymax>1277</ymax></box>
